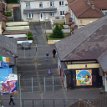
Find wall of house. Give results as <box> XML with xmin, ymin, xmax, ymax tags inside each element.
<box><xmin>0</xmin><ymin>22</ymin><xmax>2</xmax><ymax>34</ymax></box>
<box><xmin>69</xmin><ymin>10</ymin><xmax>99</xmax><ymax>28</ymax></box>
<box><xmin>2</xmin><ymin>21</ymin><xmax>6</xmax><ymax>33</ymax></box>
<box><xmin>20</xmin><ymin>0</ymin><xmax>68</xmax><ymax>21</ymax></box>
<box><xmin>78</xmin><ymin>18</ymin><xmax>98</xmax><ymax>28</ymax></box>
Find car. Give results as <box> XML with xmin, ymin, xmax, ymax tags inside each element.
<box><xmin>21</xmin><ymin>42</ymin><xmax>31</xmax><ymax>49</ymax></box>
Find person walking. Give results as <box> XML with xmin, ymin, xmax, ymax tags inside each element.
<box><xmin>52</xmin><ymin>49</ymin><xmax>56</xmax><ymax>58</ymax></box>
<box><xmin>9</xmin><ymin>95</ymin><xmax>15</xmax><ymax>105</ymax></box>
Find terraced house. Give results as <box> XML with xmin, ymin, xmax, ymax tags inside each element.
<box><xmin>66</xmin><ymin>0</ymin><xmax>107</xmax><ymax>28</ymax></box>
<box><xmin>20</xmin><ymin>0</ymin><xmax>68</xmax><ymax>22</ymax></box>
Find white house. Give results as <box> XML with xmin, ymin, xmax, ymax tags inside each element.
<box><xmin>20</xmin><ymin>0</ymin><xmax>68</xmax><ymax>22</ymax></box>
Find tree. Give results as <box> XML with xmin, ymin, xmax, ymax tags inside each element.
<box><xmin>26</xmin><ymin>32</ymin><xmax>33</xmax><ymax>40</ymax></box>
<box><xmin>50</xmin><ymin>24</ymin><xmax>64</xmax><ymax>38</ymax></box>
<box><xmin>6</xmin><ymin>0</ymin><xmax>18</xmax><ymax>3</ymax></box>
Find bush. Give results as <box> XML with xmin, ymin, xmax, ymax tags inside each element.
<box><xmin>50</xmin><ymin>24</ymin><xmax>64</xmax><ymax>38</ymax></box>
<box><xmin>6</xmin><ymin>0</ymin><xmax>18</xmax><ymax>3</ymax></box>
<box><xmin>26</xmin><ymin>32</ymin><xmax>33</xmax><ymax>40</ymax></box>
<box><xmin>5</xmin><ymin>11</ymin><xmax>12</xmax><ymax>17</ymax></box>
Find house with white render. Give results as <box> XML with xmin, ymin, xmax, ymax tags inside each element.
<box><xmin>20</xmin><ymin>0</ymin><xmax>68</xmax><ymax>22</ymax></box>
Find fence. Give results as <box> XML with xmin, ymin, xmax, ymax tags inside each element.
<box><xmin>20</xmin><ymin>76</ymin><xmax>64</xmax><ymax>92</ymax></box>
<box><xmin>2</xmin><ymin>97</ymin><xmax>107</xmax><ymax>107</ymax></box>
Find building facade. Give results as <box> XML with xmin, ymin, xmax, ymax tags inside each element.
<box><xmin>20</xmin><ymin>0</ymin><xmax>68</xmax><ymax>22</ymax></box>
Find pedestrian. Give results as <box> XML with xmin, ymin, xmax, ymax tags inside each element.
<box><xmin>48</xmin><ymin>68</ymin><xmax>52</xmax><ymax>76</ymax></box>
<box><xmin>9</xmin><ymin>95</ymin><xmax>15</xmax><ymax>105</ymax></box>
<box><xmin>52</xmin><ymin>49</ymin><xmax>56</xmax><ymax>58</ymax></box>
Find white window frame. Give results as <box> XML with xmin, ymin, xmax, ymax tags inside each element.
<box><xmin>26</xmin><ymin>2</ymin><xmax>30</xmax><ymax>8</ymax></box>
<box><xmin>50</xmin><ymin>1</ymin><xmax>54</xmax><ymax>7</ymax></box>
<box><xmin>50</xmin><ymin>12</ymin><xmax>54</xmax><ymax>16</ymax></box>
<box><xmin>59</xmin><ymin>1</ymin><xmax>64</xmax><ymax>6</ymax></box>
<box><xmin>60</xmin><ymin>11</ymin><xmax>64</xmax><ymax>15</ymax></box>
<box><xmin>39</xmin><ymin>2</ymin><xmax>43</xmax><ymax>8</ymax></box>
<box><xmin>27</xmin><ymin>13</ymin><xmax>33</xmax><ymax>19</ymax></box>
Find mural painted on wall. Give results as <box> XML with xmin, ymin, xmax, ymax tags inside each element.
<box><xmin>76</xmin><ymin>69</ymin><xmax>92</xmax><ymax>86</ymax></box>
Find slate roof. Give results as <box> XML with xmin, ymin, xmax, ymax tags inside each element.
<box><xmin>93</xmin><ymin>0</ymin><xmax>107</xmax><ymax>10</ymax></box>
<box><xmin>55</xmin><ymin>16</ymin><xmax>107</xmax><ymax>61</ymax></box>
<box><xmin>68</xmin><ymin>0</ymin><xmax>104</xmax><ymax>18</ymax></box>
<box><xmin>0</xmin><ymin>35</ymin><xmax>17</xmax><ymax>56</ymax></box>
<box><xmin>98</xmin><ymin>51</ymin><xmax>107</xmax><ymax>72</ymax></box>
<box><xmin>0</xmin><ymin>35</ymin><xmax>17</xmax><ymax>65</ymax></box>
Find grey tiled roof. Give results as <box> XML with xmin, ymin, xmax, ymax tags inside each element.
<box><xmin>98</xmin><ymin>51</ymin><xmax>107</xmax><ymax>72</ymax></box>
<box><xmin>0</xmin><ymin>35</ymin><xmax>17</xmax><ymax>56</ymax></box>
<box><xmin>23</xmin><ymin>8</ymin><xmax>57</xmax><ymax>14</ymax></box>
<box><xmin>55</xmin><ymin>16</ymin><xmax>107</xmax><ymax>61</ymax></box>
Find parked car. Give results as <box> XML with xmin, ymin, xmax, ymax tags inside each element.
<box><xmin>21</xmin><ymin>42</ymin><xmax>31</xmax><ymax>49</ymax></box>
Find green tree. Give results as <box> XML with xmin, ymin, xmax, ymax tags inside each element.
<box><xmin>50</xmin><ymin>24</ymin><xmax>64</xmax><ymax>38</ymax></box>
<box><xmin>6</xmin><ymin>0</ymin><xmax>18</xmax><ymax>3</ymax></box>
<box><xmin>26</xmin><ymin>32</ymin><xmax>33</xmax><ymax>40</ymax></box>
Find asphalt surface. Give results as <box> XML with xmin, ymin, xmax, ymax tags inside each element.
<box><xmin>17</xmin><ymin>22</ymin><xmax>59</xmax><ymax>93</ymax></box>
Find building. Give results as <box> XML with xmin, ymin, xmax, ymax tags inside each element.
<box><xmin>66</xmin><ymin>0</ymin><xmax>107</xmax><ymax>28</ymax></box>
<box><xmin>20</xmin><ymin>0</ymin><xmax>68</xmax><ymax>22</ymax></box>
<box><xmin>0</xmin><ymin>0</ymin><xmax>7</xmax><ymax>34</ymax></box>
<box><xmin>55</xmin><ymin>16</ymin><xmax>107</xmax><ymax>90</ymax></box>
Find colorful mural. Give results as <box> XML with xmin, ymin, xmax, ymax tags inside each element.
<box><xmin>76</xmin><ymin>69</ymin><xmax>92</xmax><ymax>86</ymax></box>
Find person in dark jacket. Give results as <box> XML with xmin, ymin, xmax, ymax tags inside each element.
<box><xmin>52</xmin><ymin>49</ymin><xmax>56</xmax><ymax>58</ymax></box>
<box><xmin>9</xmin><ymin>95</ymin><xmax>15</xmax><ymax>105</ymax></box>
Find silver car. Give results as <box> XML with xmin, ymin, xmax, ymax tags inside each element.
<box><xmin>21</xmin><ymin>42</ymin><xmax>31</xmax><ymax>49</ymax></box>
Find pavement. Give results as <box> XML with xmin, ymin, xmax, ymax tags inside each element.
<box><xmin>1</xmin><ymin>22</ymin><xmax>107</xmax><ymax>107</ymax></box>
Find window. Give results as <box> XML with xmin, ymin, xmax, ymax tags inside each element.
<box><xmin>39</xmin><ymin>2</ymin><xmax>43</xmax><ymax>8</ymax></box>
<box><xmin>50</xmin><ymin>12</ymin><xmax>54</xmax><ymax>16</ymax></box>
<box><xmin>60</xmin><ymin>11</ymin><xmax>64</xmax><ymax>15</ymax></box>
<box><xmin>26</xmin><ymin>2</ymin><xmax>30</xmax><ymax>8</ymax></box>
<box><xmin>50</xmin><ymin>1</ymin><xmax>54</xmax><ymax>7</ymax></box>
<box><xmin>104</xmin><ymin>12</ymin><xmax>107</xmax><ymax>15</ymax></box>
<box><xmin>40</xmin><ymin>13</ymin><xmax>43</xmax><ymax>18</ymax></box>
<box><xmin>59</xmin><ymin>1</ymin><xmax>64</xmax><ymax>6</ymax></box>
<box><xmin>27</xmin><ymin>13</ymin><xmax>33</xmax><ymax>19</ymax></box>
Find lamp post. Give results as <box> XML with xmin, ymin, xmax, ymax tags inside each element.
<box><xmin>19</xmin><ymin>74</ymin><xmax>22</xmax><ymax>107</ymax></box>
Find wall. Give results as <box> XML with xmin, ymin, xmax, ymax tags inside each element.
<box><xmin>0</xmin><ymin>22</ymin><xmax>2</xmax><ymax>34</ymax></box>
<box><xmin>78</xmin><ymin>18</ymin><xmax>98</xmax><ymax>28</ymax></box>
<box><xmin>20</xmin><ymin>0</ymin><xmax>68</xmax><ymax>21</ymax></box>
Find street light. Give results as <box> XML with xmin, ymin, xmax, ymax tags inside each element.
<box><xmin>19</xmin><ymin>74</ymin><xmax>22</xmax><ymax>107</ymax></box>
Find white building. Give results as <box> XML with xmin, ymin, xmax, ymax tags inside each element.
<box><xmin>20</xmin><ymin>0</ymin><xmax>68</xmax><ymax>21</ymax></box>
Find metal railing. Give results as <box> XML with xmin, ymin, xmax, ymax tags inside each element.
<box><xmin>20</xmin><ymin>76</ymin><xmax>64</xmax><ymax>92</ymax></box>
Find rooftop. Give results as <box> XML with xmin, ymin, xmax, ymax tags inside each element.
<box><xmin>55</xmin><ymin>16</ymin><xmax>107</xmax><ymax>61</ymax></box>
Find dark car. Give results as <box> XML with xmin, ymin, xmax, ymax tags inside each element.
<box><xmin>21</xmin><ymin>42</ymin><xmax>31</xmax><ymax>49</ymax></box>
